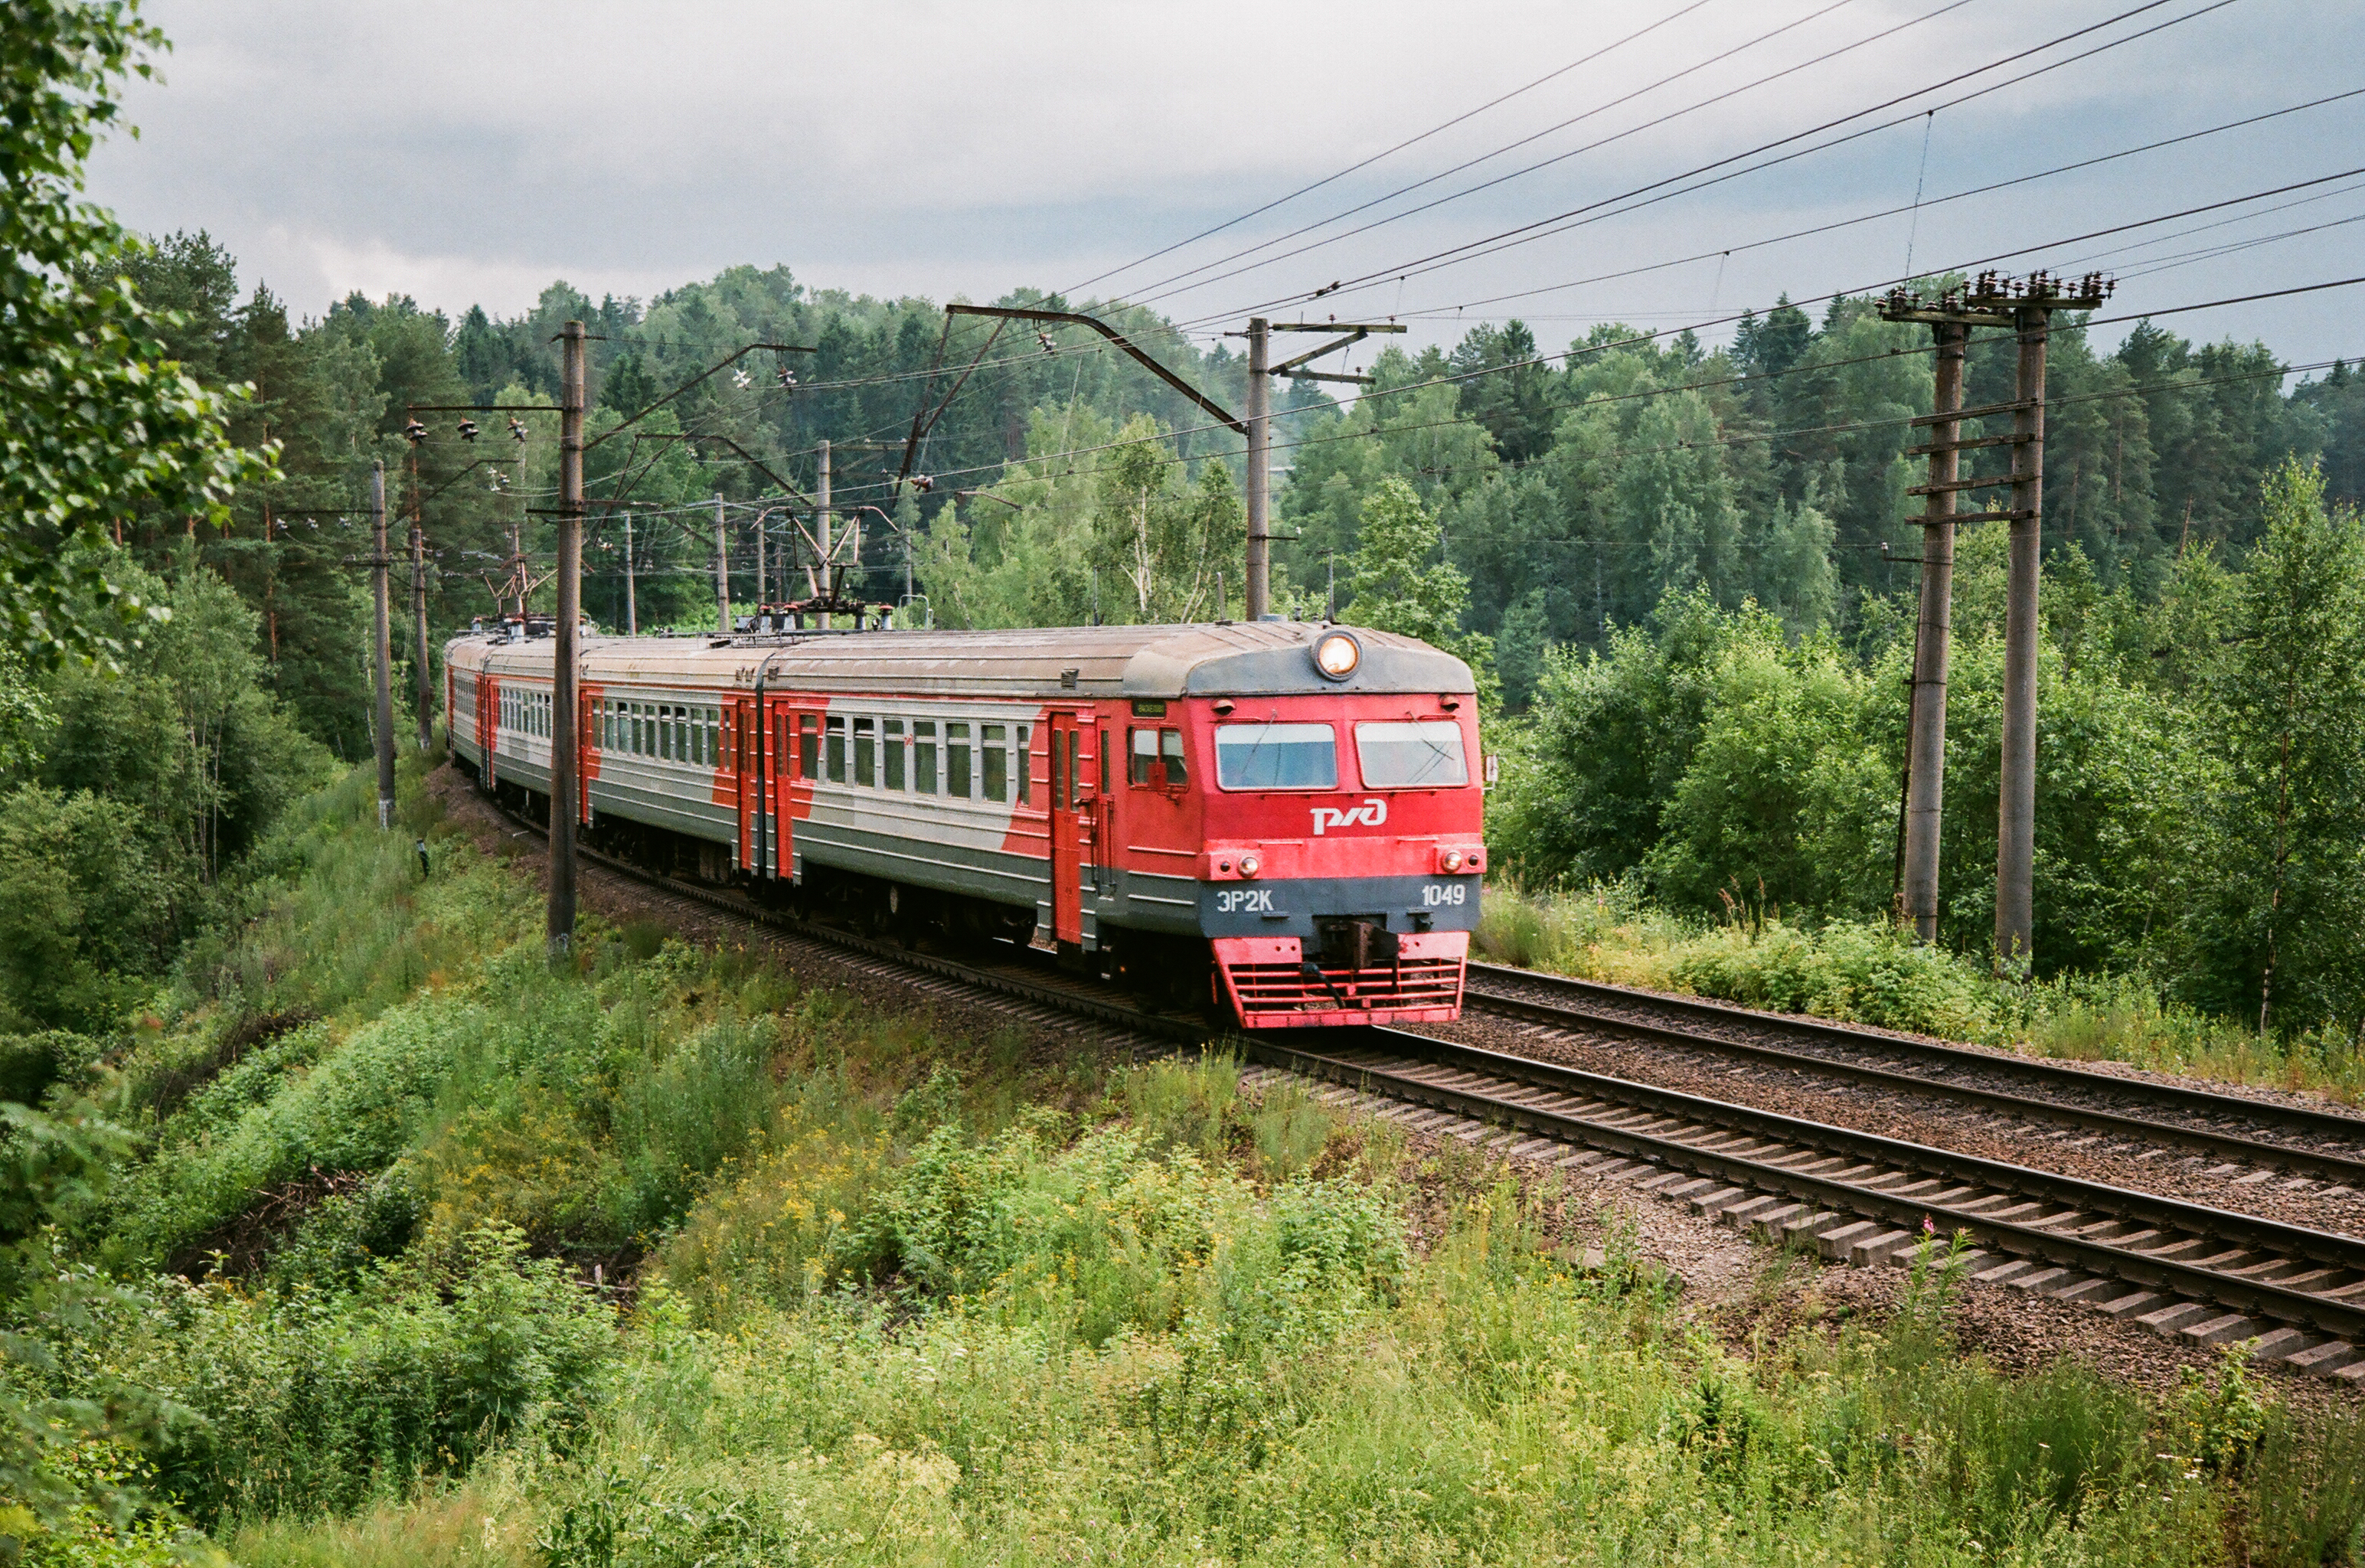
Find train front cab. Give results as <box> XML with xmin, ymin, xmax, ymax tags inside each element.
<box><xmin>1122</xmin><ymin>689</ymin><xmax>1485</xmax><ymax>1029</ymax></box>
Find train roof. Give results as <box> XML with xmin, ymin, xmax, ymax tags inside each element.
<box><xmin>448</xmin><ymin>620</ymin><xmax>1475</xmax><ymax>700</ymax></box>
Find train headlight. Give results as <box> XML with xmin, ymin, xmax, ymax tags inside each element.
<box><xmin>1312</xmin><ymin>630</ymin><xmax>1361</xmax><ymax>681</ymax></box>
<box><xmin>1441</xmin><ymin>849</ymin><xmax>1465</xmax><ymax>873</ymax></box>
<box><xmin>1237</xmin><ymin>853</ymin><xmax>1262</xmax><ymax>878</ymax></box>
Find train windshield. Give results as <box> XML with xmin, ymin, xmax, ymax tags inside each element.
<box><xmin>1215</xmin><ymin>723</ymin><xmax>1337</xmax><ymax>789</ymax></box>
<box><xmin>1355</xmin><ymin>720</ymin><xmax>1468</xmax><ymax>788</ymax></box>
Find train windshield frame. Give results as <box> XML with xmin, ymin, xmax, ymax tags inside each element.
<box><xmin>1354</xmin><ymin>720</ymin><xmax>1468</xmax><ymax>788</ymax></box>
<box><xmin>1214</xmin><ymin>722</ymin><xmax>1338</xmax><ymax>790</ymax></box>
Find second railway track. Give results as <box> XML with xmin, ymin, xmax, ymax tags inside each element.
<box><xmin>470</xmin><ymin>779</ymin><xmax>2365</xmax><ymax>1383</ymax></box>
<box><xmin>1465</xmin><ymin>962</ymin><xmax>2365</xmax><ymax>1189</ymax></box>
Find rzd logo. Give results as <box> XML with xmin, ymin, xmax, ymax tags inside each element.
<box><xmin>1311</xmin><ymin>797</ymin><xmax>1387</xmax><ymax>836</ymax></box>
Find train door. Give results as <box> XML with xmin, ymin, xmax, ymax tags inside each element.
<box><xmin>733</xmin><ymin>697</ymin><xmax>759</xmax><ymax>873</ymax></box>
<box><xmin>1047</xmin><ymin>711</ymin><xmax>1089</xmax><ymax>943</ymax></box>
<box><xmin>779</xmin><ymin>698</ymin><xmax>825</xmax><ymax>883</ymax></box>
<box><xmin>479</xmin><ymin>670</ymin><xmax>498</xmax><ymax>786</ymax></box>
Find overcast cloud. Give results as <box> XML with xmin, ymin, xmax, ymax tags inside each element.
<box><xmin>83</xmin><ymin>0</ymin><xmax>2365</xmax><ymax>362</ymax></box>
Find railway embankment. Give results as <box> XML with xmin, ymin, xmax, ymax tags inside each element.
<box><xmin>16</xmin><ymin>757</ymin><xmax>2365</xmax><ymax>1566</ymax></box>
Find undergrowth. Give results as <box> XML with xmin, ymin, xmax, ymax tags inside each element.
<box><xmin>11</xmin><ymin>759</ymin><xmax>2365</xmax><ymax>1565</ymax></box>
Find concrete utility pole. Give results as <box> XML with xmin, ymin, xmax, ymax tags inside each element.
<box><xmin>1879</xmin><ymin>270</ymin><xmax>2108</xmax><ymax>968</ymax></box>
<box><xmin>753</xmin><ymin>505</ymin><xmax>766</xmax><ymax>609</ymax></box>
<box><xmin>1244</xmin><ymin>318</ymin><xmax>1271</xmax><ymax>621</ymax></box>
<box><xmin>622</xmin><ymin>511</ymin><xmax>638</xmax><ymax>635</ymax></box>
<box><xmin>1880</xmin><ymin>291</ymin><xmax>1993</xmax><ymax>942</ymax></box>
<box><xmin>371</xmin><ymin>460</ymin><xmax>395</xmax><ymax>829</ymax></box>
<box><xmin>410</xmin><ymin>490</ymin><xmax>432</xmax><ymax>751</ymax></box>
<box><xmin>550</xmin><ymin>320</ymin><xmax>586</xmax><ymax>958</ymax></box>
<box><xmin>816</xmin><ymin>439</ymin><xmax>832</xmax><ymax>629</ymax></box>
<box><xmin>714</xmin><ymin>493</ymin><xmax>730</xmax><ymax>633</ymax></box>
<box><xmin>1998</xmin><ymin>304</ymin><xmax>2050</xmax><ymax>970</ymax></box>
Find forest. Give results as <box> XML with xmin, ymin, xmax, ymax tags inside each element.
<box><xmin>15</xmin><ymin>220</ymin><xmax>2362</xmax><ymax>1041</ymax></box>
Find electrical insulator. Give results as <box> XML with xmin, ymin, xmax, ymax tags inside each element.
<box><xmin>403</xmin><ymin>420</ymin><xmax>427</xmax><ymax>444</ymax></box>
<box><xmin>458</xmin><ymin>419</ymin><xmax>479</xmax><ymax>442</ymax></box>
<box><xmin>509</xmin><ymin>418</ymin><xmax>528</xmax><ymax>443</ymax></box>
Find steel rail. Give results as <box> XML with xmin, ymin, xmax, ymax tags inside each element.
<box><xmin>1463</xmin><ymin>965</ymin><xmax>2365</xmax><ymax>1187</ymax></box>
<box><xmin>1469</xmin><ymin>962</ymin><xmax>2365</xmax><ymax>1155</ymax></box>
<box><xmin>1266</xmin><ymin>1031</ymin><xmax>2365</xmax><ymax>1342</ymax></box>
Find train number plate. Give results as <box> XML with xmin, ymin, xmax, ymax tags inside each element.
<box><xmin>1216</xmin><ymin>888</ymin><xmax>1276</xmax><ymax>914</ymax></box>
<box><xmin>1421</xmin><ymin>883</ymin><xmax>1468</xmax><ymax>907</ymax></box>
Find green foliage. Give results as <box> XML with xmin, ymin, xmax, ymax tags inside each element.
<box><xmin>2187</xmin><ymin>459</ymin><xmax>2365</xmax><ymax>1031</ymax></box>
<box><xmin>1339</xmin><ymin>476</ymin><xmax>1498</xmax><ymax>707</ymax></box>
<box><xmin>116</xmin><ymin>1223</ymin><xmax>615</xmax><ymax>1524</ymax></box>
<box><xmin>921</xmin><ymin>410</ymin><xmax>1247</xmax><ymax>629</ymax></box>
<box><xmin>0</xmin><ymin>3</ymin><xmax>273</xmax><ymax>668</ymax></box>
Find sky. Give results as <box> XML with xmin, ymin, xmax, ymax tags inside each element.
<box><xmin>83</xmin><ymin>0</ymin><xmax>2365</xmax><ymax>366</ymax></box>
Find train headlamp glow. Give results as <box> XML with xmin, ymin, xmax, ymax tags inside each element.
<box><xmin>1441</xmin><ymin>849</ymin><xmax>1465</xmax><ymax>873</ymax></box>
<box><xmin>1312</xmin><ymin>631</ymin><xmax>1361</xmax><ymax>680</ymax></box>
<box><xmin>1237</xmin><ymin>853</ymin><xmax>1262</xmax><ymax>878</ymax></box>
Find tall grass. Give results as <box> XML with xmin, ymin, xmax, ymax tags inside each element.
<box><xmin>1477</xmin><ymin>880</ymin><xmax>2365</xmax><ymax>1100</ymax></box>
<box><xmin>40</xmin><ymin>760</ymin><xmax>2365</xmax><ymax>1566</ymax></box>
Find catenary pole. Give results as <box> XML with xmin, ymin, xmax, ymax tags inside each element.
<box><xmin>817</xmin><ymin>439</ymin><xmax>833</xmax><ymax>629</ymax></box>
<box><xmin>371</xmin><ymin>460</ymin><xmax>395</xmax><ymax>828</ymax></box>
<box><xmin>714</xmin><ymin>493</ymin><xmax>730</xmax><ymax>633</ymax></box>
<box><xmin>1244</xmin><ymin>317</ymin><xmax>1271</xmax><ymax>621</ymax></box>
<box><xmin>550</xmin><ymin>321</ymin><xmax>585</xmax><ymax>957</ymax></box>
<box><xmin>622</xmin><ymin>511</ymin><xmax>638</xmax><ymax>635</ymax></box>
<box><xmin>411</xmin><ymin>484</ymin><xmax>432</xmax><ymax>751</ymax></box>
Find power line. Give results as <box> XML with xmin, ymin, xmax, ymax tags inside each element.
<box><xmin>1381</xmin><ymin>87</ymin><xmax>2365</xmax><ymax>322</ymax></box>
<box><xmin>1062</xmin><ymin>0</ymin><xmax>1726</xmax><ymax>296</ymax></box>
<box><xmin>1167</xmin><ymin>0</ymin><xmax>2237</xmax><ymax>328</ymax></box>
<box><xmin>1122</xmin><ymin>0</ymin><xmax>1916</xmax><ymax>306</ymax></box>
<box><xmin>828</xmin><ymin>274</ymin><xmax>2363</xmax><ymax>508</ymax></box>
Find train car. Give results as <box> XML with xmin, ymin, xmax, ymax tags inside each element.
<box><xmin>446</xmin><ymin>618</ymin><xmax>1488</xmax><ymax>1028</ymax></box>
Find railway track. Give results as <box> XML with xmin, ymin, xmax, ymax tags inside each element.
<box><xmin>1463</xmin><ymin>962</ymin><xmax>2365</xmax><ymax>1188</ymax></box>
<box><xmin>469</xmin><ymin>781</ymin><xmax>2365</xmax><ymax>1382</ymax></box>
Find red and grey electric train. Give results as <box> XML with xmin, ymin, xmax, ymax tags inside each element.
<box><xmin>446</xmin><ymin>619</ymin><xmax>1486</xmax><ymax>1027</ymax></box>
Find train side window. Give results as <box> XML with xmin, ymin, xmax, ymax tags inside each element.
<box><xmin>1099</xmin><ymin>727</ymin><xmax>1110</xmax><ymax>795</ymax></box>
<box><xmin>946</xmin><ymin>721</ymin><xmax>972</xmax><ymax>799</ymax></box>
<box><xmin>1051</xmin><ymin>728</ymin><xmax>1067</xmax><ymax>806</ymax></box>
<box><xmin>883</xmin><ymin>719</ymin><xmax>905</xmax><ymax>789</ymax></box>
<box><xmin>1016</xmin><ymin>725</ymin><xmax>1031</xmax><ymax>805</ymax></box>
<box><xmin>1129</xmin><ymin>727</ymin><xmax>1156</xmax><ymax>786</ymax></box>
<box><xmin>1160</xmin><ymin>728</ymin><xmax>1187</xmax><ymax>787</ymax></box>
<box><xmin>706</xmin><ymin>708</ymin><xmax>720</xmax><ymax>766</ymax></box>
<box><xmin>799</xmin><ymin>714</ymin><xmax>818</xmax><ymax>779</ymax></box>
<box><xmin>854</xmin><ymin>717</ymin><xmax>876</xmax><ymax>787</ymax></box>
<box><xmin>913</xmin><ymin>720</ymin><xmax>938</xmax><ymax>793</ymax></box>
<box><xmin>1065</xmin><ymin>730</ymin><xmax>1083</xmax><ymax>806</ymax></box>
<box><xmin>825</xmin><ymin>715</ymin><xmax>846</xmax><ymax>783</ymax></box>
<box><xmin>982</xmin><ymin>724</ymin><xmax>1008</xmax><ymax>802</ymax></box>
